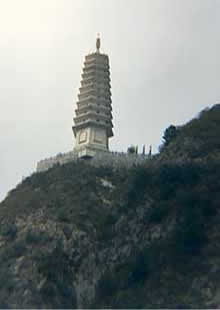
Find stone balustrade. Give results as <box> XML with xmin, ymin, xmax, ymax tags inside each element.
<box><xmin>36</xmin><ymin>150</ymin><xmax>149</xmax><ymax>173</ymax></box>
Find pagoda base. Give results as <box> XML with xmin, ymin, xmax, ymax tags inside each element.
<box><xmin>76</xmin><ymin>145</ymin><xmax>109</xmax><ymax>159</ymax></box>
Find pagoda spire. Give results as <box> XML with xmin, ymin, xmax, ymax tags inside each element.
<box><xmin>96</xmin><ymin>33</ymin><xmax>101</xmax><ymax>53</ymax></box>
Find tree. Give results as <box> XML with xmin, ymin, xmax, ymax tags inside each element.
<box><xmin>162</xmin><ymin>125</ymin><xmax>177</xmax><ymax>147</ymax></box>
<box><xmin>127</xmin><ymin>145</ymin><xmax>136</xmax><ymax>154</ymax></box>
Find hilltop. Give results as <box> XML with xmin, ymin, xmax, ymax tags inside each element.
<box><xmin>1</xmin><ymin>105</ymin><xmax>220</xmax><ymax>308</ymax></box>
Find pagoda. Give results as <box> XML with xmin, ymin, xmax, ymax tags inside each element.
<box><xmin>72</xmin><ymin>36</ymin><xmax>113</xmax><ymax>158</ymax></box>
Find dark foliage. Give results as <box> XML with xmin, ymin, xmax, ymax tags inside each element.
<box><xmin>162</xmin><ymin>125</ymin><xmax>178</xmax><ymax>147</ymax></box>
<box><xmin>37</xmin><ymin>240</ymin><xmax>76</xmax><ymax>308</ymax></box>
<box><xmin>0</xmin><ymin>222</ymin><xmax>17</xmax><ymax>240</ymax></box>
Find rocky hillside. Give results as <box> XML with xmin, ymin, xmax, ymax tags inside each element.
<box><xmin>1</xmin><ymin>105</ymin><xmax>220</xmax><ymax>308</ymax></box>
<box><xmin>159</xmin><ymin>104</ymin><xmax>220</xmax><ymax>162</ymax></box>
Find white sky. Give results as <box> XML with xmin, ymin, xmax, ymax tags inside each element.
<box><xmin>1</xmin><ymin>0</ymin><xmax>220</xmax><ymax>201</ymax></box>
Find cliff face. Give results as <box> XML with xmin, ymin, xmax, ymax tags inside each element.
<box><xmin>1</xmin><ymin>105</ymin><xmax>220</xmax><ymax>308</ymax></box>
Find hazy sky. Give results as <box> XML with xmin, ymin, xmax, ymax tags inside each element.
<box><xmin>1</xmin><ymin>0</ymin><xmax>220</xmax><ymax>201</ymax></box>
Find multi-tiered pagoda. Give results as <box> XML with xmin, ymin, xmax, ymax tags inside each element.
<box><xmin>72</xmin><ymin>36</ymin><xmax>113</xmax><ymax>158</ymax></box>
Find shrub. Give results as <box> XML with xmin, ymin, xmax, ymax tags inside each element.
<box><xmin>124</xmin><ymin>166</ymin><xmax>151</xmax><ymax>208</ymax></box>
<box><xmin>0</xmin><ymin>240</ymin><xmax>26</xmax><ymax>264</ymax></box>
<box><xmin>149</xmin><ymin>202</ymin><xmax>170</xmax><ymax>223</ymax></box>
<box><xmin>56</xmin><ymin>208</ymin><xmax>70</xmax><ymax>222</ymax></box>
<box><xmin>37</xmin><ymin>240</ymin><xmax>76</xmax><ymax>308</ymax></box>
<box><xmin>0</xmin><ymin>223</ymin><xmax>17</xmax><ymax>240</ymax></box>
<box><xmin>162</xmin><ymin>125</ymin><xmax>178</xmax><ymax>147</ymax></box>
<box><xmin>0</xmin><ymin>268</ymin><xmax>14</xmax><ymax>291</ymax></box>
<box><xmin>97</xmin><ymin>272</ymin><xmax>116</xmax><ymax>298</ymax></box>
<box><xmin>127</xmin><ymin>145</ymin><xmax>136</xmax><ymax>154</ymax></box>
<box><xmin>173</xmin><ymin>191</ymin><xmax>207</xmax><ymax>256</ymax></box>
<box><xmin>25</xmin><ymin>230</ymin><xmax>51</xmax><ymax>244</ymax></box>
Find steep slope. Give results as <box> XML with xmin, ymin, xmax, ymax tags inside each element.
<box><xmin>1</xmin><ymin>105</ymin><xmax>220</xmax><ymax>308</ymax></box>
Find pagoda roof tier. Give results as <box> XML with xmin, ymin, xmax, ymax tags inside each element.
<box><xmin>74</xmin><ymin>113</ymin><xmax>113</xmax><ymax>126</ymax></box>
<box><xmin>83</xmin><ymin>67</ymin><xmax>109</xmax><ymax>75</ymax></box>
<box><xmin>76</xmin><ymin>103</ymin><xmax>112</xmax><ymax>113</ymax></box>
<box><xmin>83</xmin><ymin>65</ymin><xmax>110</xmax><ymax>73</ymax></box>
<box><xmin>78</xmin><ymin>90</ymin><xmax>96</xmax><ymax>99</ymax></box>
<box><xmin>77</xmin><ymin>96</ymin><xmax>111</xmax><ymax>104</ymax></box>
<box><xmin>80</xmin><ymin>79</ymin><xmax>111</xmax><ymax>87</ymax></box>
<box><xmin>82</xmin><ymin>68</ymin><xmax>110</xmax><ymax>79</ymax></box>
<box><xmin>81</xmin><ymin>70</ymin><xmax>110</xmax><ymax>79</ymax></box>
<box><xmin>82</xmin><ymin>66</ymin><xmax>109</xmax><ymax>73</ymax></box>
<box><xmin>79</xmin><ymin>81</ymin><xmax>111</xmax><ymax>90</ymax></box>
<box><xmin>74</xmin><ymin>111</ymin><xmax>112</xmax><ymax>124</ymax></box>
<box><xmin>79</xmin><ymin>85</ymin><xmax>111</xmax><ymax>96</ymax></box>
<box><xmin>79</xmin><ymin>81</ymin><xmax>111</xmax><ymax>92</ymax></box>
<box><xmin>75</xmin><ymin>103</ymin><xmax>112</xmax><ymax>115</ymax></box>
<box><xmin>76</xmin><ymin>100</ymin><xmax>112</xmax><ymax>111</ymax></box>
<box><xmin>80</xmin><ymin>80</ymin><xmax>111</xmax><ymax>89</ymax></box>
<box><xmin>75</xmin><ymin>110</ymin><xmax>112</xmax><ymax>119</ymax></box>
<box><xmin>75</xmin><ymin>112</ymin><xmax>112</xmax><ymax>122</ymax></box>
<box><xmin>77</xmin><ymin>101</ymin><xmax>112</xmax><ymax>110</ymax></box>
<box><xmin>85</xmin><ymin>53</ymin><xmax>109</xmax><ymax>62</ymax></box>
<box><xmin>83</xmin><ymin>61</ymin><xmax>109</xmax><ymax>69</ymax></box>
<box><xmin>81</xmin><ymin>76</ymin><xmax>111</xmax><ymax>85</ymax></box>
<box><xmin>76</xmin><ymin>95</ymin><xmax>112</xmax><ymax>105</ymax></box>
<box><xmin>78</xmin><ymin>90</ymin><xmax>111</xmax><ymax>101</ymax></box>
<box><xmin>73</xmin><ymin>117</ymin><xmax>113</xmax><ymax>128</ymax></box>
<box><xmin>81</xmin><ymin>74</ymin><xmax>110</xmax><ymax>83</ymax></box>
<box><xmin>84</xmin><ymin>60</ymin><xmax>109</xmax><ymax>68</ymax></box>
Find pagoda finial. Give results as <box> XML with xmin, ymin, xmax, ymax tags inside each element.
<box><xmin>96</xmin><ymin>33</ymin><xmax>100</xmax><ymax>53</ymax></box>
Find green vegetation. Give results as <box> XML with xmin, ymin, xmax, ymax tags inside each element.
<box><xmin>160</xmin><ymin>104</ymin><xmax>220</xmax><ymax>159</ymax></box>
<box><xmin>25</xmin><ymin>230</ymin><xmax>51</xmax><ymax>244</ymax></box>
<box><xmin>0</xmin><ymin>222</ymin><xmax>17</xmax><ymax>240</ymax></box>
<box><xmin>162</xmin><ymin>124</ymin><xmax>178</xmax><ymax>147</ymax></box>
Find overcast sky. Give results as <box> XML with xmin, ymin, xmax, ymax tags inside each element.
<box><xmin>1</xmin><ymin>0</ymin><xmax>220</xmax><ymax>201</ymax></box>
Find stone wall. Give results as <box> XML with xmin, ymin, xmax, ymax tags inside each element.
<box><xmin>36</xmin><ymin>150</ymin><xmax>149</xmax><ymax>173</ymax></box>
<box><xmin>88</xmin><ymin>151</ymin><xmax>149</xmax><ymax>168</ymax></box>
<box><xmin>36</xmin><ymin>151</ymin><xmax>78</xmax><ymax>172</ymax></box>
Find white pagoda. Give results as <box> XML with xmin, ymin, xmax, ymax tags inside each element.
<box><xmin>72</xmin><ymin>36</ymin><xmax>113</xmax><ymax>158</ymax></box>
